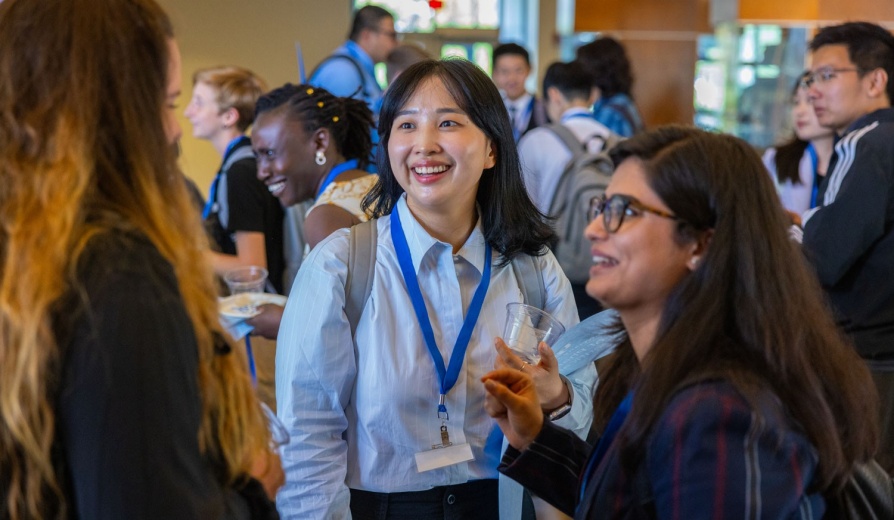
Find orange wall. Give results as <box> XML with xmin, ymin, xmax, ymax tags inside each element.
<box><xmin>740</xmin><ymin>0</ymin><xmax>894</xmax><ymax>23</ymax></box>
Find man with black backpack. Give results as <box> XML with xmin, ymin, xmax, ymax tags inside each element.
<box><xmin>519</xmin><ymin>61</ymin><xmax>620</xmax><ymax>319</ymax></box>
<box><xmin>309</xmin><ymin>5</ymin><xmax>397</xmax><ymax>117</ymax></box>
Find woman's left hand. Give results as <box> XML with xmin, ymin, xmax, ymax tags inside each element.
<box><xmin>494</xmin><ymin>338</ymin><xmax>569</xmax><ymax>412</ymax></box>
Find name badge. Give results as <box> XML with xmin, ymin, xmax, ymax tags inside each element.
<box><xmin>415</xmin><ymin>443</ymin><xmax>474</xmax><ymax>473</ymax></box>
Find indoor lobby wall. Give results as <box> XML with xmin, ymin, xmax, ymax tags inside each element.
<box><xmin>158</xmin><ymin>0</ymin><xmax>350</xmax><ymax>194</ymax></box>
<box><xmin>575</xmin><ymin>0</ymin><xmax>711</xmax><ymax>129</ymax></box>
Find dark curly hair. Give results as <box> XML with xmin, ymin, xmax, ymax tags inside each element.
<box><xmin>255</xmin><ymin>83</ymin><xmax>374</xmax><ymax>167</ymax></box>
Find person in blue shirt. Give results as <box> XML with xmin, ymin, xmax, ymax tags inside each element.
<box><xmin>484</xmin><ymin>127</ymin><xmax>879</xmax><ymax>518</ymax></box>
<box><xmin>575</xmin><ymin>37</ymin><xmax>644</xmax><ymax>138</ymax></box>
<box><xmin>309</xmin><ymin>5</ymin><xmax>398</xmax><ymax>117</ymax></box>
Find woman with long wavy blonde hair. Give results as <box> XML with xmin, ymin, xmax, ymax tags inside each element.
<box><xmin>0</xmin><ymin>0</ymin><xmax>282</xmax><ymax>517</ymax></box>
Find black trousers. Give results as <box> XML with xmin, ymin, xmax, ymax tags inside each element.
<box><xmin>349</xmin><ymin>480</ymin><xmax>499</xmax><ymax>520</ymax></box>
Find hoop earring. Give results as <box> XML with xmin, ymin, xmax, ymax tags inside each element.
<box><xmin>315</xmin><ymin>150</ymin><xmax>326</xmax><ymax>166</ymax></box>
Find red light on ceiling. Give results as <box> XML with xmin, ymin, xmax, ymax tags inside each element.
<box><xmin>429</xmin><ymin>0</ymin><xmax>443</xmax><ymax>9</ymax></box>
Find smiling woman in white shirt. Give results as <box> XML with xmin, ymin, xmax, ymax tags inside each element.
<box><xmin>275</xmin><ymin>58</ymin><xmax>596</xmax><ymax>519</ymax></box>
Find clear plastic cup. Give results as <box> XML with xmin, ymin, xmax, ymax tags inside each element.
<box><xmin>223</xmin><ymin>266</ymin><xmax>268</xmax><ymax>315</ymax></box>
<box><xmin>223</xmin><ymin>266</ymin><xmax>268</xmax><ymax>295</ymax></box>
<box><xmin>502</xmin><ymin>303</ymin><xmax>566</xmax><ymax>365</ymax></box>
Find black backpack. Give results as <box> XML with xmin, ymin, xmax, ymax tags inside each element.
<box><xmin>545</xmin><ymin>123</ymin><xmax>623</xmax><ymax>285</ymax></box>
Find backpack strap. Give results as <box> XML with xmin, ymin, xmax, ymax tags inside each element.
<box><xmin>345</xmin><ymin>219</ymin><xmax>378</xmax><ymax>337</ymax></box>
<box><xmin>510</xmin><ymin>254</ymin><xmax>545</xmax><ymax>311</ymax></box>
<box><xmin>545</xmin><ymin>123</ymin><xmax>587</xmax><ymax>160</ymax></box>
<box><xmin>215</xmin><ymin>145</ymin><xmax>255</xmax><ymax>231</ymax></box>
<box><xmin>309</xmin><ymin>54</ymin><xmax>369</xmax><ymax>100</ymax></box>
<box><xmin>221</xmin><ymin>145</ymin><xmax>254</xmax><ymax>173</ymax></box>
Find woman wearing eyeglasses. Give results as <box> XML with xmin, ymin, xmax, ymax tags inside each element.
<box><xmin>483</xmin><ymin>127</ymin><xmax>879</xmax><ymax>518</ymax></box>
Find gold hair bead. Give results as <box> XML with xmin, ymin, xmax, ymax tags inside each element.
<box><xmin>306</xmin><ymin>88</ymin><xmax>314</xmax><ymax>95</ymax></box>
<box><xmin>317</xmin><ymin>101</ymin><xmax>324</xmax><ymax>108</ymax></box>
<box><xmin>332</xmin><ymin>116</ymin><xmax>340</xmax><ymax>122</ymax></box>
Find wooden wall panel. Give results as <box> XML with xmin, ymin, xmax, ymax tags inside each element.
<box><xmin>626</xmin><ymin>39</ymin><xmax>697</xmax><ymax>126</ymax></box>
<box><xmin>818</xmin><ymin>0</ymin><xmax>894</xmax><ymax>23</ymax></box>
<box><xmin>738</xmin><ymin>0</ymin><xmax>894</xmax><ymax>23</ymax></box>
<box><xmin>573</xmin><ymin>0</ymin><xmax>708</xmax><ymax>126</ymax></box>
<box><xmin>575</xmin><ymin>0</ymin><xmax>710</xmax><ymax>32</ymax></box>
<box><xmin>739</xmin><ymin>0</ymin><xmax>819</xmax><ymax>22</ymax></box>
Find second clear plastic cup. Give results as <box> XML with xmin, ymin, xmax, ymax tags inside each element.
<box><xmin>262</xmin><ymin>402</ymin><xmax>290</xmax><ymax>449</ymax></box>
<box><xmin>502</xmin><ymin>303</ymin><xmax>566</xmax><ymax>365</ymax></box>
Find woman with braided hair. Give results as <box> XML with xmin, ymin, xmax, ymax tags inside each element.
<box><xmin>0</xmin><ymin>0</ymin><xmax>282</xmax><ymax>517</ymax></box>
<box><xmin>248</xmin><ymin>84</ymin><xmax>377</xmax><ymax>338</ymax></box>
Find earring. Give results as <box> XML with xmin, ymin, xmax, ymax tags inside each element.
<box><xmin>315</xmin><ymin>150</ymin><xmax>326</xmax><ymax>166</ymax></box>
<box><xmin>689</xmin><ymin>257</ymin><xmax>700</xmax><ymax>269</ymax></box>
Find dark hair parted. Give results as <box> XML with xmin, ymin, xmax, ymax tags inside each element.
<box><xmin>608</xmin><ymin>126</ymin><xmax>878</xmax><ymax>494</ymax></box>
<box><xmin>349</xmin><ymin>5</ymin><xmax>394</xmax><ymax>42</ymax></box>
<box><xmin>810</xmin><ymin>21</ymin><xmax>894</xmax><ymax>104</ymax></box>
<box><xmin>542</xmin><ymin>61</ymin><xmax>592</xmax><ymax>102</ymax></box>
<box><xmin>492</xmin><ymin>42</ymin><xmax>531</xmax><ymax>69</ymax></box>
<box><xmin>255</xmin><ymin>83</ymin><xmax>374</xmax><ymax>168</ymax></box>
<box><xmin>362</xmin><ymin>58</ymin><xmax>555</xmax><ymax>264</ymax></box>
<box><xmin>575</xmin><ymin>37</ymin><xmax>634</xmax><ymax>98</ymax></box>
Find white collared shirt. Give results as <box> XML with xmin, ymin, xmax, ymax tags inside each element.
<box><xmin>275</xmin><ymin>195</ymin><xmax>591</xmax><ymax>518</ymax></box>
<box><xmin>503</xmin><ymin>92</ymin><xmax>534</xmax><ymax>137</ymax></box>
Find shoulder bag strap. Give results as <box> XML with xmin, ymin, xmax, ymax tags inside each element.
<box><xmin>510</xmin><ymin>254</ymin><xmax>545</xmax><ymax>311</ymax></box>
<box><xmin>345</xmin><ymin>219</ymin><xmax>378</xmax><ymax>337</ymax></box>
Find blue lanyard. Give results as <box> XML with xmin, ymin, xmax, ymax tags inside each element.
<box><xmin>390</xmin><ymin>206</ymin><xmax>492</xmax><ymax>419</ymax></box>
<box><xmin>578</xmin><ymin>391</ymin><xmax>633</xmax><ymax>506</ymax></box>
<box><xmin>202</xmin><ymin>136</ymin><xmax>245</xmax><ymax>220</ymax></box>
<box><xmin>316</xmin><ymin>159</ymin><xmax>360</xmax><ymax>199</ymax></box>
<box><xmin>807</xmin><ymin>143</ymin><xmax>820</xmax><ymax>209</ymax></box>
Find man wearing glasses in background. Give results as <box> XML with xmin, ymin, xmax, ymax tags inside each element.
<box><xmin>797</xmin><ymin>21</ymin><xmax>894</xmax><ymax>474</ymax></box>
<box><xmin>310</xmin><ymin>5</ymin><xmax>398</xmax><ymax>117</ymax></box>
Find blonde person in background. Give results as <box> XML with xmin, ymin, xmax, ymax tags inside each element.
<box><xmin>0</xmin><ymin>0</ymin><xmax>282</xmax><ymax>517</ymax></box>
<box><xmin>185</xmin><ymin>66</ymin><xmax>287</xmax><ymax>294</ymax></box>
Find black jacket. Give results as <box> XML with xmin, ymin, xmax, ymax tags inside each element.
<box><xmin>803</xmin><ymin>108</ymin><xmax>894</xmax><ymax>358</ymax></box>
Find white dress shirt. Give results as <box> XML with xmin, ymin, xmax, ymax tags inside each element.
<box><xmin>518</xmin><ymin>107</ymin><xmax>612</xmax><ymax>214</ymax></box>
<box><xmin>275</xmin><ymin>195</ymin><xmax>593</xmax><ymax>519</ymax></box>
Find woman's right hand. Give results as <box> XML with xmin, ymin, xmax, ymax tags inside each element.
<box><xmin>482</xmin><ymin>368</ymin><xmax>544</xmax><ymax>451</ymax></box>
